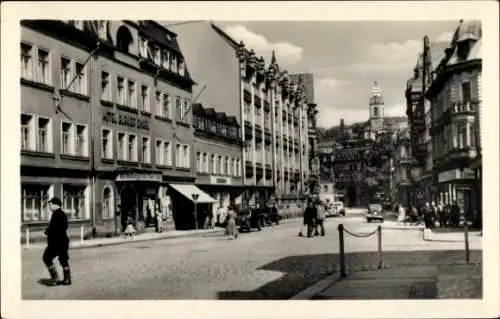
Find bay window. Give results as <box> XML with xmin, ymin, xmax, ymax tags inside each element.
<box><xmin>457</xmin><ymin>123</ymin><xmax>466</xmax><ymax>149</ymax></box>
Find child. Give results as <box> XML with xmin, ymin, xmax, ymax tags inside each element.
<box><xmin>123</xmin><ymin>214</ymin><xmax>136</xmax><ymax>239</ymax></box>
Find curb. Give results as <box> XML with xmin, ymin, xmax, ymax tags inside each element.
<box><xmin>289</xmin><ymin>272</ymin><xmax>343</xmax><ymax>300</ymax></box>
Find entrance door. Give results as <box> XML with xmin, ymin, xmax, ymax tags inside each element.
<box><xmin>347</xmin><ymin>186</ymin><xmax>356</xmax><ymax>207</ymax></box>
<box><xmin>120</xmin><ymin>184</ymin><xmax>137</xmax><ymax>219</ymax></box>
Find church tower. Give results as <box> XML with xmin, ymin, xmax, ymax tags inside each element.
<box><xmin>369</xmin><ymin>81</ymin><xmax>384</xmax><ymax>137</ymax></box>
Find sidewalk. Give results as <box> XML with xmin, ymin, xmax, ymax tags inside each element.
<box><xmin>292</xmin><ymin>263</ymin><xmax>482</xmax><ymax>300</ymax></box>
<box><xmin>22</xmin><ymin>217</ymin><xmax>302</xmax><ymax>251</ymax></box>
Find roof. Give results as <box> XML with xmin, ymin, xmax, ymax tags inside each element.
<box><xmin>290</xmin><ymin>73</ymin><xmax>315</xmax><ymax>104</ymax></box>
<box><xmin>193</xmin><ymin>103</ymin><xmax>240</xmax><ymax>126</ymax></box>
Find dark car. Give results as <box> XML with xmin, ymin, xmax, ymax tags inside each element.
<box><xmin>266</xmin><ymin>205</ymin><xmax>280</xmax><ymax>225</ymax></box>
<box><xmin>366</xmin><ymin>203</ymin><xmax>384</xmax><ymax>223</ymax></box>
<box><xmin>236</xmin><ymin>207</ymin><xmax>263</xmax><ymax>232</ymax></box>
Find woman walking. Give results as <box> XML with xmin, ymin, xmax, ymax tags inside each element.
<box><xmin>225</xmin><ymin>206</ymin><xmax>238</xmax><ymax>239</ymax></box>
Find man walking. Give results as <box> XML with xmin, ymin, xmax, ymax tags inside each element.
<box><xmin>314</xmin><ymin>200</ymin><xmax>326</xmax><ymax>236</ymax></box>
<box><xmin>43</xmin><ymin>197</ymin><xmax>71</xmax><ymax>286</ymax></box>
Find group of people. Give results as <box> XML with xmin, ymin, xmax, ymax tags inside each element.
<box><xmin>299</xmin><ymin>198</ymin><xmax>327</xmax><ymax>238</ymax></box>
<box><xmin>396</xmin><ymin>201</ymin><xmax>462</xmax><ymax>228</ymax></box>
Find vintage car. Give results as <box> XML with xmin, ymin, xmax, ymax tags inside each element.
<box><xmin>236</xmin><ymin>207</ymin><xmax>264</xmax><ymax>232</ymax></box>
<box><xmin>332</xmin><ymin>201</ymin><xmax>346</xmax><ymax>216</ymax></box>
<box><xmin>366</xmin><ymin>203</ymin><xmax>384</xmax><ymax>222</ymax></box>
<box><xmin>266</xmin><ymin>206</ymin><xmax>280</xmax><ymax>225</ymax></box>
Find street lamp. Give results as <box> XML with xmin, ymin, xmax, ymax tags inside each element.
<box><xmin>191</xmin><ymin>193</ymin><xmax>200</xmax><ymax>231</ymax></box>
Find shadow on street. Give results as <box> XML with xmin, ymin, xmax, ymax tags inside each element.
<box><xmin>217</xmin><ymin>249</ymin><xmax>482</xmax><ymax>300</ymax></box>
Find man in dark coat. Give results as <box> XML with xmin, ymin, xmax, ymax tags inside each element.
<box><xmin>43</xmin><ymin>197</ymin><xmax>71</xmax><ymax>286</ymax></box>
<box><xmin>300</xmin><ymin>199</ymin><xmax>317</xmax><ymax>238</ymax></box>
<box><xmin>451</xmin><ymin>201</ymin><xmax>461</xmax><ymax>227</ymax></box>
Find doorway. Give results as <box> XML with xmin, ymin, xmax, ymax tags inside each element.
<box><xmin>119</xmin><ymin>184</ymin><xmax>137</xmax><ymax>230</ymax></box>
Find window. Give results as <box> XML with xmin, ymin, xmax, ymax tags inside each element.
<box><xmin>153</xmin><ymin>46</ymin><xmax>161</xmax><ymax>65</ymax></box>
<box><xmin>183</xmin><ymin>144</ymin><xmax>190</xmax><ymax>168</ymax></box>
<box><xmin>21</xmin><ymin>114</ymin><xmax>34</xmax><ymax>151</ymax></box>
<box><xmin>61</xmin><ymin>121</ymin><xmax>72</xmax><ymax>154</ymax></box>
<box><xmin>21</xmin><ymin>43</ymin><xmax>33</xmax><ymax>80</ymax></box>
<box><xmin>68</xmin><ymin>20</ymin><xmax>83</xmax><ymax>30</ymax></box>
<box><xmin>142</xmin><ymin>137</ymin><xmax>150</xmax><ymax>163</ymax></box>
<box><xmin>224</xmin><ymin>157</ymin><xmax>229</xmax><ymax>176</ymax></box>
<box><xmin>21</xmin><ymin>185</ymin><xmax>51</xmax><ymax>222</ymax></box>
<box><xmin>196</xmin><ymin>152</ymin><xmax>201</xmax><ymax>172</ymax></box>
<box><xmin>63</xmin><ymin>185</ymin><xmax>87</xmax><ymax>219</ymax></box>
<box><xmin>178</xmin><ymin>58</ymin><xmax>185</xmax><ymax>76</ymax></box>
<box><xmin>218</xmin><ymin>155</ymin><xmax>223</xmax><ymax>174</ymax></box>
<box><xmin>140</xmin><ymin>85</ymin><xmax>149</xmax><ymax>112</ymax></box>
<box><xmin>101</xmin><ymin>71</ymin><xmax>111</xmax><ymax>101</ymax></box>
<box><xmin>139</xmin><ymin>37</ymin><xmax>148</xmax><ymax>57</ymax></box>
<box><xmin>163</xmin><ymin>93</ymin><xmax>170</xmax><ymax>118</ymax></box>
<box><xmin>156</xmin><ymin>139</ymin><xmax>164</xmax><ymax>165</ymax></box>
<box><xmin>175</xmin><ymin>97</ymin><xmax>182</xmax><ymax>121</ymax></box>
<box><xmin>102</xmin><ymin>186</ymin><xmax>114</xmax><ymax>219</ymax></box>
<box><xmin>161</xmin><ymin>50</ymin><xmax>170</xmax><ymax>70</ymax></box>
<box><xmin>203</xmin><ymin>153</ymin><xmax>208</xmax><ymax>173</ymax></box>
<box><xmin>37</xmin><ymin>117</ymin><xmax>51</xmax><ymax>153</ymax></box>
<box><xmin>116</xmin><ymin>26</ymin><xmax>133</xmax><ymax>53</ymax></box>
<box><xmin>175</xmin><ymin>143</ymin><xmax>182</xmax><ymax>167</ymax></box>
<box><xmin>75</xmin><ymin>124</ymin><xmax>88</xmax><ymax>157</ymax></box>
<box><xmin>164</xmin><ymin>141</ymin><xmax>172</xmax><ymax>166</ymax></box>
<box><xmin>73</xmin><ymin>62</ymin><xmax>87</xmax><ymax>95</ymax></box>
<box><xmin>462</xmin><ymin>81</ymin><xmax>471</xmax><ymax>105</ymax></box>
<box><xmin>470</xmin><ymin>123</ymin><xmax>476</xmax><ymax>148</ymax></box>
<box><xmin>155</xmin><ymin>91</ymin><xmax>163</xmax><ymax>116</ymax></box>
<box><xmin>118</xmin><ymin>132</ymin><xmax>126</xmax><ymax>160</ymax></box>
<box><xmin>457</xmin><ymin>123</ymin><xmax>466</xmax><ymax>149</ymax></box>
<box><xmin>183</xmin><ymin>99</ymin><xmax>190</xmax><ymax>123</ymax></box>
<box><xmin>97</xmin><ymin>21</ymin><xmax>107</xmax><ymax>40</ymax></box>
<box><xmin>117</xmin><ymin>76</ymin><xmax>126</xmax><ymax>105</ymax></box>
<box><xmin>212</xmin><ymin>154</ymin><xmax>217</xmax><ymax>174</ymax></box>
<box><xmin>101</xmin><ymin>129</ymin><xmax>112</xmax><ymax>159</ymax></box>
<box><xmin>236</xmin><ymin>159</ymin><xmax>241</xmax><ymax>177</ymax></box>
<box><xmin>127</xmin><ymin>80</ymin><xmax>136</xmax><ymax>108</ymax></box>
<box><xmin>170</xmin><ymin>55</ymin><xmax>178</xmax><ymax>73</ymax></box>
<box><xmin>128</xmin><ymin>134</ymin><xmax>137</xmax><ymax>161</ymax></box>
<box><xmin>231</xmin><ymin>158</ymin><xmax>236</xmax><ymax>176</ymax></box>
<box><xmin>37</xmin><ymin>48</ymin><xmax>50</xmax><ymax>85</ymax></box>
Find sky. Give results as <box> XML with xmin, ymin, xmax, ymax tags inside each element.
<box><xmin>214</xmin><ymin>20</ymin><xmax>459</xmax><ymax>128</ymax></box>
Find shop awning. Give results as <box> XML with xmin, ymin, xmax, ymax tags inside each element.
<box><xmin>168</xmin><ymin>184</ymin><xmax>218</xmax><ymax>203</ymax></box>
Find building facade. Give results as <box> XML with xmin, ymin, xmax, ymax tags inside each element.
<box><xmin>20</xmin><ymin>20</ymin><xmax>211</xmax><ymax>239</ymax></box>
<box><xmin>426</xmin><ymin>20</ymin><xmax>482</xmax><ymax>223</ymax></box>
<box><xmin>393</xmin><ymin>128</ymin><xmax>413</xmax><ymax>206</ymax></box>
<box><xmin>192</xmin><ymin>103</ymin><xmax>243</xmax><ymax>224</ymax></box>
<box><xmin>172</xmin><ymin>22</ymin><xmax>313</xmax><ymax>208</ymax></box>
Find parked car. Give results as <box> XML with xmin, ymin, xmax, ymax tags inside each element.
<box><xmin>332</xmin><ymin>201</ymin><xmax>346</xmax><ymax>216</ymax></box>
<box><xmin>236</xmin><ymin>207</ymin><xmax>263</xmax><ymax>232</ymax></box>
<box><xmin>366</xmin><ymin>203</ymin><xmax>384</xmax><ymax>222</ymax></box>
<box><xmin>267</xmin><ymin>205</ymin><xmax>280</xmax><ymax>225</ymax></box>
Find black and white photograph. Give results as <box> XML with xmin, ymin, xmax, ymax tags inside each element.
<box><xmin>1</xmin><ymin>2</ymin><xmax>499</xmax><ymax>319</ymax></box>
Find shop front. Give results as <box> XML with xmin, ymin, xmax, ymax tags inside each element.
<box><xmin>437</xmin><ymin>168</ymin><xmax>478</xmax><ymax>222</ymax></box>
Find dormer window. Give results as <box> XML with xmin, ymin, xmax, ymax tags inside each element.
<box><xmin>161</xmin><ymin>50</ymin><xmax>170</xmax><ymax>70</ymax></box>
<box><xmin>139</xmin><ymin>37</ymin><xmax>148</xmax><ymax>58</ymax></box>
<box><xmin>68</xmin><ymin>20</ymin><xmax>83</xmax><ymax>30</ymax></box>
<box><xmin>97</xmin><ymin>21</ymin><xmax>107</xmax><ymax>40</ymax></box>
<box><xmin>153</xmin><ymin>46</ymin><xmax>161</xmax><ymax>65</ymax></box>
<box><xmin>457</xmin><ymin>41</ymin><xmax>470</xmax><ymax>61</ymax></box>
<box><xmin>116</xmin><ymin>26</ymin><xmax>133</xmax><ymax>54</ymax></box>
<box><xmin>178</xmin><ymin>58</ymin><xmax>185</xmax><ymax>76</ymax></box>
<box><xmin>170</xmin><ymin>55</ymin><xmax>178</xmax><ymax>73</ymax></box>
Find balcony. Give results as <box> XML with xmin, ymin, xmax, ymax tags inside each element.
<box><xmin>450</xmin><ymin>101</ymin><xmax>477</xmax><ymax>117</ymax></box>
<box><xmin>264</xmin><ymin>100</ymin><xmax>270</xmax><ymax>112</ymax></box>
<box><xmin>254</xmin><ymin>95</ymin><xmax>262</xmax><ymax>108</ymax></box>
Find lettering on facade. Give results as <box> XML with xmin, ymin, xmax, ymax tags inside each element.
<box><xmin>103</xmin><ymin>111</ymin><xmax>150</xmax><ymax>131</ymax></box>
<box><xmin>210</xmin><ymin>176</ymin><xmax>232</xmax><ymax>185</ymax></box>
<box><xmin>438</xmin><ymin>168</ymin><xmax>475</xmax><ymax>183</ymax></box>
<box><xmin>116</xmin><ymin>172</ymin><xmax>162</xmax><ymax>182</ymax></box>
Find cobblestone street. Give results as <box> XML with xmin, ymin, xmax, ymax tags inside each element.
<box><xmin>22</xmin><ymin>210</ymin><xmax>482</xmax><ymax>300</ymax></box>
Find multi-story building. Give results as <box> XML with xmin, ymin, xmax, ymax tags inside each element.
<box><xmin>393</xmin><ymin>128</ymin><xmax>413</xmax><ymax>206</ymax></box>
<box><xmin>192</xmin><ymin>103</ymin><xmax>243</xmax><ymax>224</ymax></box>
<box><xmin>172</xmin><ymin>22</ymin><xmax>312</xmax><ymax>208</ymax></box>
<box><xmin>20</xmin><ymin>20</ymin><xmax>210</xmax><ymax>239</ymax></box>
<box><xmin>426</xmin><ymin>20</ymin><xmax>482</xmax><ymax>223</ymax></box>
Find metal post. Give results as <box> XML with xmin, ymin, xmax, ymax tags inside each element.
<box><xmin>377</xmin><ymin>225</ymin><xmax>382</xmax><ymax>269</ymax></box>
<box><xmin>464</xmin><ymin>221</ymin><xmax>470</xmax><ymax>264</ymax></box>
<box><xmin>26</xmin><ymin>228</ymin><xmax>30</xmax><ymax>249</ymax></box>
<box><xmin>80</xmin><ymin>225</ymin><xmax>84</xmax><ymax>243</ymax></box>
<box><xmin>338</xmin><ymin>224</ymin><xmax>346</xmax><ymax>278</ymax></box>
<box><xmin>192</xmin><ymin>193</ymin><xmax>199</xmax><ymax>231</ymax></box>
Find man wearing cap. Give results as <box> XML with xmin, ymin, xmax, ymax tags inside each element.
<box><xmin>43</xmin><ymin>197</ymin><xmax>71</xmax><ymax>286</ymax></box>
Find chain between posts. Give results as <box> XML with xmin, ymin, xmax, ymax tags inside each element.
<box><xmin>337</xmin><ymin>223</ymin><xmax>383</xmax><ymax>278</ymax></box>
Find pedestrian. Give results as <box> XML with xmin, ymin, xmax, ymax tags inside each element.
<box><xmin>299</xmin><ymin>198</ymin><xmax>317</xmax><ymax>238</ymax></box>
<box><xmin>314</xmin><ymin>201</ymin><xmax>326</xmax><ymax>236</ymax></box>
<box><xmin>224</xmin><ymin>206</ymin><xmax>238</xmax><ymax>239</ymax></box>
<box><xmin>115</xmin><ymin>204</ymin><xmax>122</xmax><ymax>236</ymax></box>
<box><xmin>397</xmin><ymin>204</ymin><xmax>406</xmax><ymax>224</ymax></box>
<box><xmin>451</xmin><ymin>201</ymin><xmax>461</xmax><ymax>227</ymax></box>
<box><xmin>437</xmin><ymin>201</ymin><xmax>445</xmax><ymax>228</ymax></box>
<box><xmin>423</xmin><ymin>202</ymin><xmax>433</xmax><ymax>228</ymax></box>
<box><xmin>443</xmin><ymin>204</ymin><xmax>451</xmax><ymax>227</ymax></box>
<box><xmin>155</xmin><ymin>204</ymin><xmax>163</xmax><ymax>233</ymax></box>
<box><xmin>124</xmin><ymin>213</ymin><xmax>136</xmax><ymax>239</ymax></box>
<box><xmin>43</xmin><ymin>197</ymin><xmax>71</xmax><ymax>286</ymax></box>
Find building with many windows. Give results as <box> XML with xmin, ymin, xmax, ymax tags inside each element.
<box><xmin>426</xmin><ymin>20</ymin><xmax>482</xmax><ymax>224</ymax></box>
<box><xmin>20</xmin><ymin>20</ymin><xmax>214</xmax><ymax>239</ymax></box>
<box><xmin>192</xmin><ymin>103</ymin><xmax>243</xmax><ymax>225</ymax></box>
<box><xmin>172</xmin><ymin>22</ymin><xmax>312</xmax><ymax>209</ymax></box>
